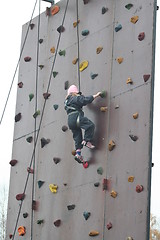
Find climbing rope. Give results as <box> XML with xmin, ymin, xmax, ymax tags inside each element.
<box><xmin>76</xmin><ymin>0</ymin><xmax>81</xmax><ymax>92</ymax></box>
<box><xmin>0</xmin><ymin>0</ymin><xmax>39</xmax><ymax>125</ymax></box>
<box><xmin>11</xmin><ymin>0</ymin><xmax>70</xmax><ymax>239</ymax></box>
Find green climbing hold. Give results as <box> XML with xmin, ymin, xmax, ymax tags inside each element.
<box><xmin>125</xmin><ymin>3</ymin><xmax>133</xmax><ymax>10</ymax></box>
<box><xmin>83</xmin><ymin>211</ymin><xmax>91</xmax><ymax>220</ymax></box>
<box><xmin>33</xmin><ymin>110</ymin><xmax>40</xmax><ymax>118</ymax></box>
<box><xmin>38</xmin><ymin>180</ymin><xmax>45</xmax><ymax>188</ymax></box>
<box><xmin>53</xmin><ymin>71</ymin><xmax>58</xmax><ymax>78</ymax></box>
<box><xmin>26</xmin><ymin>136</ymin><xmax>33</xmax><ymax>143</ymax></box>
<box><xmin>97</xmin><ymin>167</ymin><xmax>103</xmax><ymax>175</ymax></box>
<box><xmin>37</xmin><ymin>220</ymin><xmax>44</xmax><ymax>224</ymax></box>
<box><xmin>53</xmin><ymin>104</ymin><xmax>59</xmax><ymax>110</ymax></box>
<box><xmin>81</xmin><ymin>29</ymin><xmax>89</xmax><ymax>36</ymax></box>
<box><xmin>115</xmin><ymin>24</ymin><xmax>122</xmax><ymax>32</ymax></box>
<box><xmin>90</xmin><ymin>72</ymin><xmax>98</xmax><ymax>80</ymax></box>
<box><xmin>99</xmin><ymin>91</ymin><xmax>107</xmax><ymax>98</ymax></box>
<box><xmin>59</xmin><ymin>50</ymin><xmax>66</xmax><ymax>56</ymax></box>
<box><xmin>29</xmin><ymin>93</ymin><xmax>34</xmax><ymax>101</ymax></box>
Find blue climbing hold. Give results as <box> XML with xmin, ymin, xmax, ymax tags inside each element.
<box><xmin>115</xmin><ymin>24</ymin><xmax>122</xmax><ymax>32</ymax></box>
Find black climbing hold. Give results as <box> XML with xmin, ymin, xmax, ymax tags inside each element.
<box><xmin>152</xmin><ymin>163</ymin><xmax>154</xmax><ymax>167</ymax></box>
<box><xmin>30</xmin><ymin>23</ymin><xmax>35</xmax><ymax>29</ymax></box>
<box><xmin>16</xmin><ymin>193</ymin><xmax>25</xmax><ymax>201</ymax></box>
<box><xmin>26</xmin><ymin>136</ymin><xmax>33</xmax><ymax>143</ymax></box>
<box><xmin>33</xmin><ymin>110</ymin><xmax>40</xmax><ymax>118</ymax></box>
<box><xmin>57</xmin><ymin>25</ymin><xmax>65</xmax><ymax>33</ymax></box>
<box><xmin>41</xmin><ymin>138</ymin><xmax>50</xmax><ymax>148</ymax></box>
<box><xmin>157</xmin><ymin>6</ymin><xmax>159</xmax><ymax>10</ymax></box>
<box><xmin>32</xmin><ymin>200</ymin><xmax>38</xmax><ymax>210</ymax></box>
<box><xmin>37</xmin><ymin>220</ymin><xmax>44</xmax><ymax>224</ymax></box>
<box><xmin>81</xmin><ymin>30</ymin><xmax>89</xmax><ymax>36</ymax></box>
<box><xmin>9</xmin><ymin>159</ymin><xmax>18</xmax><ymax>166</ymax></box>
<box><xmin>43</xmin><ymin>92</ymin><xmax>51</xmax><ymax>99</ymax></box>
<box><xmin>62</xmin><ymin>125</ymin><xmax>68</xmax><ymax>132</ymax></box>
<box><xmin>125</xmin><ymin>3</ymin><xmax>133</xmax><ymax>10</ymax></box>
<box><xmin>67</xmin><ymin>204</ymin><xmax>75</xmax><ymax>210</ymax></box>
<box><xmin>24</xmin><ymin>56</ymin><xmax>31</xmax><ymax>62</ymax></box>
<box><xmin>129</xmin><ymin>134</ymin><xmax>138</xmax><ymax>142</ymax></box>
<box><xmin>9</xmin><ymin>234</ymin><xmax>13</xmax><ymax>239</ymax></box>
<box><xmin>39</xmin><ymin>39</ymin><xmax>43</xmax><ymax>44</ymax></box>
<box><xmin>53</xmin><ymin>104</ymin><xmax>59</xmax><ymax>110</ymax></box>
<box><xmin>53</xmin><ymin>71</ymin><xmax>58</xmax><ymax>78</ymax></box>
<box><xmin>53</xmin><ymin>157</ymin><xmax>61</xmax><ymax>164</ymax></box>
<box><xmin>15</xmin><ymin>113</ymin><xmax>22</xmax><ymax>122</ymax></box>
<box><xmin>90</xmin><ymin>72</ymin><xmax>98</xmax><ymax>80</ymax></box>
<box><xmin>54</xmin><ymin>219</ymin><xmax>61</xmax><ymax>227</ymax></box>
<box><xmin>18</xmin><ymin>82</ymin><xmax>23</xmax><ymax>88</ymax></box>
<box><xmin>38</xmin><ymin>180</ymin><xmax>45</xmax><ymax>188</ymax></box>
<box><xmin>94</xmin><ymin>182</ymin><xmax>100</xmax><ymax>187</ymax></box>
<box><xmin>83</xmin><ymin>211</ymin><xmax>91</xmax><ymax>220</ymax></box>
<box><xmin>102</xmin><ymin>7</ymin><xmax>108</xmax><ymax>14</ymax></box>
<box><xmin>64</xmin><ymin>81</ymin><xmax>69</xmax><ymax>90</ymax></box>
<box><xmin>115</xmin><ymin>24</ymin><xmax>122</xmax><ymax>32</ymax></box>
<box><xmin>83</xmin><ymin>0</ymin><xmax>89</xmax><ymax>4</ymax></box>
<box><xmin>23</xmin><ymin>212</ymin><xmax>28</xmax><ymax>218</ymax></box>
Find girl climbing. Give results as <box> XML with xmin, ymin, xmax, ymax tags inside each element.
<box><xmin>64</xmin><ymin>84</ymin><xmax>101</xmax><ymax>164</ymax></box>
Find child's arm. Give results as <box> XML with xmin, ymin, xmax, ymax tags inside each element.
<box><xmin>76</xmin><ymin>92</ymin><xmax>101</xmax><ymax>107</ymax></box>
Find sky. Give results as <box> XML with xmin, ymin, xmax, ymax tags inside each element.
<box><xmin>0</xmin><ymin>0</ymin><xmax>159</xmax><ymax>219</ymax></box>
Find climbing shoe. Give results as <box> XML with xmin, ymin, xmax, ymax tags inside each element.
<box><xmin>74</xmin><ymin>154</ymin><xmax>84</xmax><ymax>164</ymax></box>
<box><xmin>82</xmin><ymin>140</ymin><xmax>95</xmax><ymax>149</ymax></box>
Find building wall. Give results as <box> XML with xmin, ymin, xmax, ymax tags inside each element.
<box><xmin>6</xmin><ymin>0</ymin><xmax>156</xmax><ymax>239</ymax></box>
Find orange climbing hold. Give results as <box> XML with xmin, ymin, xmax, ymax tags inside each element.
<box><xmin>130</xmin><ymin>16</ymin><xmax>139</xmax><ymax>24</ymax></box>
<box><xmin>110</xmin><ymin>190</ymin><xmax>117</xmax><ymax>198</ymax></box>
<box><xmin>50</xmin><ymin>47</ymin><xmax>55</xmax><ymax>54</ymax></box>
<box><xmin>126</xmin><ymin>78</ymin><xmax>133</xmax><ymax>84</ymax></box>
<box><xmin>117</xmin><ymin>57</ymin><xmax>123</xmax><ymax>64</ymax></box>
<box><xmin>73</xmin><ymin>19</ymin><xmax>80</xmax><ymax>28</ymax></box>
<box><xmin>18</xmin><ymin>226</ymin><xmax>26</xmax><ymax>236</ymax></box>
<box><xmin>108</xmin><ymin>140</ymin><xmax>116</xmax><ymax>151</ymax></box>
<box><xmin>96</xmin><ymin>46</ymin><xmax>103</xmax><ymax>54</ymax></box>
<box><xmin>79</xmin><ymin>60</ymin><xmax>89</xmax><ymax>72</ymax></box>
<box><xmin>51</xmin><ymin>5</ymin><xmax>60</xmax><ymax>16</ymax></box>
<box><xmin>89</xmin><ymin>230</ymin><xmax>99</xmax><ymax>236</ymax></box>
<box><xmin>100</xmin><ymin>107</ymin><xmax>108</xmax><ymax>112</ymax></box>
<box><xmin>133</xmin><ymin>112</ymin><xmax>139</xmax><ymax>119</ymax></box>
<box><xmin>72</xmin><ymin>57</ymin><xmax>78</xmax><ymax>65</ymax></box>
<box><xmin>128</xmin><ymin>176</ymin><xmax>135</xmax><ymax>182</ymax></box>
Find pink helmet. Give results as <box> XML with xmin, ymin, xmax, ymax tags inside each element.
<box><xmin>67</xmin><ymin>85</ymin><xmax>78</xmax><ymax>95</ymax></box>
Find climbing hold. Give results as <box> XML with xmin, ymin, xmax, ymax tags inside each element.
<box><xmin>51</xmin><ymin>5</ymin><xmax>60</xmax><ymax>16</ymax></box>
<box><xmin>53</xmin><ymin>157</ymin><xmax>61</xmax><ymax>164</ymax></box>
<box><xmin>72</xmin><ymin>57</ymin><xmax>78</xmax><ymax>65</ymax></box>
<box><xmin>97</xmin><ymin>167</ymin><xmax>103</xmax><ymax>175</ymax></box>
<box><xmin>143</xmin><ymin>74</ymin><xmax>150</xmax><ymax>82</ymax></box>
<box><xmin>46</xmin><ymin>7</ymin><xmax>51</xmax><ymax>16</ymax></box>
<box><xmin>79</xmin><ymin>60</ymin><xmax>89</xmax><ymax>72</ymax></box>
<box><xmin>41</xmin><ymin>138</ymin><xmax>50</xmax><ymax>148</ymax></box>
<box><xmin>100</xmin><ymin>107</ymin><xmax>108</xmax><ymax>112</ymax></box>
<box><xmin>110</xmin><ymin>190</ymin><xmax>117</xmax><ymax>198</ymax></box>
<box><xmin>99</xmin><ymin>90</ymin><xmax>107</xmax><ymax>98</ymax></box>
<box><xmin>63</xmin><ymin>183</ymin><xmax>67</xmax><ymax>186</ymax></box>
<box><xmin>96</xmin><ymin>46</ymin><xmax>103</xmax><ymax>54</ymax></box>
<box><xmin>90</xmin><ymin>72</ymin><xmax>98</xmax><ymax>79</ymax></box>
<box><xmin>54</xmin><ymin>219</ymin><xmax>61</xmax><ymax>227</ymax></box>
<box><xmin>18</xmin><ymin>82</ymin><xmax>23</xmax><ymax>88</ymax></box>
<box><xmin>24</xmin><ymin>56</ymin><xmax>31</xmax><ymax>62</ymax></box>
<box><xmin>128</xmin><ymin>176</ymin><xmax>135</xmax><ymax>182</ymax></box>
<box><xmin>94</xmin><ymin>182</ymin><xmax>100</xmax><ymax>187</ymax></box>
<box><xmin>57</xmin><ymin>25</ymin><xmax>65</xmax><ymax>33</ymax></box>
<box><xmin>125</xmin><ymin>4</ymin><xmax>133</xmax><ymax>10</ymax></box>
<box><xmin>73</xmin><ymin>20</ymin><xmax>80</xmax><ymax>28</ymax></box>
<box><xmin>102</xmin><ymin>7</ymin><xmax>108</xmax><ymax>14</ymax></box>
<box><xmin>38</xmin><ymin>180</ymin><xmax>45</xmax><ymax>188</ymax></box>
<box><xmin>50</xmin><ymin>46</ymin><xmax>55</xmax><ymax>54</ymax></box>
<box><xmin>72</xmin><ymin>150</ymin><xmax>76</xmax><ymax>156</ymax></box>
<box><xmin>37</xmin><ymin>219</ymin><xmax>44</xmax><ymax>224</ymax></box>
<box><xmin>9</xmin><ymin>159</ymin><xmax>18</xmax><ymax>166</ymax></box>
<box><xmin>67</xmin><ymin>204</ymin><xmax>75</xmax><ymax>210</ymax></box>
<box><xmin>133</xmin><ymin>112</ymin><xmax>139</xmax><ymax>119</ymax></box>
<box><xmin>9</xmin><ymin>234</ymin><xmax>13</xmax><ymax>239</ymax></box>
<box><xmin>18</xmin><ymin>226</ymin><xmax>26</xmax><ymax>236</ymax></box>
<box><xmin>83</xmin><ymin>161</ymin><xmax>89</xmax><ymax>169</ymax></box>
<box><xmin>82</xmin><ymin>29</ymin><xmax>89</xmax><ymax>36</ymax></box>
<box><xmin>138</xmin><ymin>32</ymin><xmax>145</xmax><ymax>41</ymax></box>
<box><xmin>115</xmin><ymin>24</ymin><xmax>122</xmax><ymax>32</ymax></box>
<box><xmin>157</xmin><ymin>6</ymin><xmax>159</xmax><ymax>10</ymax></box>
<box><xmin>62</xmin><ymin>125</ymin><xmax>68</xmax><ymax>132</ymax></box>
<box><xmin>53</xmin><ymin>71</ymin><xmax>58</xmax><ymax>78</ymax></box>
<box><xmin>29</xmin><ymin>23</ymin><xmax>35</xmax><ymax>29</ymax></box>
<box><xmin>49</xmin><ymin>184</ymin><xmax>58</xmax><ymax>193</ymax></box>
<box><xmin>83</xmin><ymin>0</ymin><xmax>89</xmax><ymax>4</ymax></box>
<box><xmin>33</xmin><ymin>110</ymin><xmax>40</xmax><ymax>118</ymax></box>
<box><xmin>106</xmin><ymin>222</ymin><xmax>112</xmax><ymax>230</ymax></box>
<box><xmin>38</xmin><ymin>64</ymin><xmax>44</xmax><ymax>69</ymax></box>
<box><xmin>89</xmin><ymin>231</ymin><xmax>99</xmax><ymax>236</ymax></box>
<box><xmin>23</xmin><ymin>212</ymin><xmax>28</xmax><ymax>218</ymax></box>
<box><xmin>15</xmin><ymin>113</ymin><xmax>22</xmax><ymax>122</ymax></box>
<box><xmin>115</xmin><ymin>104</ymin><xmax>119</xmax><ymax>109</ymax></box>
<box><xmin>83</xmin><ymin>211</ymin><xmax>91</xmax><ymax>220</ymax></box>
<box><xmin>136</xmin><ymin>185</ymin><xmax>143</xmax><ymax>193</ymax></box>
<box><xmin>59</xmin><ymin>49</ymin><xmax>66</xmax><ymax>56</ymax></box>
<box><xmin>16</xmin><ymin>193</ymin><xmax>25</xmax><ymax>201</ymax></box>
<box><xmin>27</xmin><ymin>167</ymin><xmax>34</xmax><ymax>174</ymax></box>
<box><xmin>29</xmin><ymin>93</ymin><xmax>34</xmax><ymax>101</ymax></box>
<box><xmin>32</xmin><ymin>200</ymin><xmax>38</xmax><ymax>210</ymax></box>
<box><xmin>129</xmin><ymin>134</ymin><xmax>138</xmax><ymax>142</ymax></box>
<box><xmin>103</xmin><ymin>179</ymin><xmax>108</xmax><ymax>191</ymax></box>
<box><xmin>117</xmin><ymin>57</ymin><xmax>123</xmax><ymax>64</ymax></box>
<box><xmin>39</xmin><ymin>39</ymin><xmax>43</xmax><ymax>44</ymax></box>
<box><xmin>108</xmin><ymin>140</ymin><xmax>116</xmax><ymax>151</ymax></box>
<box><xmin>43</xmin><ymin>92</ymin><xmax>51</xmax><ymax>99</ymax></box>
<box><xmin>126</xmin><ymin>237</ymin><xmax>133</xmax><ymax>240</ymax></box>
<box><xmin>64</xmin><ymin>81</ymin><xmax>69</xmax><ymax>90</ymax></box>
<box><xmin>53</xmin><ymin>104</ymin><xmax>59</xmax><ymax>110</ymax></box>
<box><xmin>126</xmin><ymin>78</ymin><xmax>133</xmax><ymax>84</ymax></box>
<box><xmin>130</xmin><ymin>16</ymin><xmax>139</xmax><ymax>24</ymax></box>
<box><xmin>26</xmin><ymin>136</ymin><xmax>33</xmax><ymax>143</ymax></box>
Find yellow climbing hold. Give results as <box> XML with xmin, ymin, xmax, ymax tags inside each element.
<box><xmin>49</xmin><ymin>184</ymin><xmax>58</xmax><ymax>193</ymax></box>
<box><xmin>79</xmin><ymin>60</ymin><xmax>89</xmax><ymax>72</ymax></box>
<box><xmin>117</xmin><ymin>57</ymin><xmax>123</xmax><ymax>64</ymax></box>
<box><xmin>126</xmin><ymin>78</ymin><xmax>133</xmax><ymax>84</ymax></box>
<box><xmin>96</xmin><ymin>46</ymin><xmax>103</xmax><ymax>54</ymax></box>
<box><xmin>110</xmin><ymin>190</ymin><xmax>117</xmax><ymax>198</ymax></box>
<box><xmin>133</xmin><ymin>112</ymin><xmax>139</xmax><ymax>119</ymax></box>
<box><xmin>100</xmin><ymin>107</ymin><xmax>108</xmax><ymax>112</ymax></box>
<box><xmin>130</xmin><ymin>16</ymin><xmax>139</xmax><ymax>24</ymax></box>
<box><xmin>50</xmin><ymin>47</ymin><xmax>55</xmax><ymax>54</ymax></box>
<box><xmin>51</xmin><ymin>5</ymin><xmax>60</xmax><ymax>16</ymax></box>
<box><xmin>89</xmin><ymin>231</ymin><xmax>99</xmax><ymax>236</ymax></box>
<box><xmin>128</xmin><ymin>176</ymin><xmax>135</xmax><ymax>182</ymax></box>
<box><xmin>72</xmin><ymin>57</ymin><xmax>78</xmax><ymax>65</ymax></box>
<box><xmin>73</xmin><ymin>19</ymin><xmax>80</xmax><ymax>28</ymax></box>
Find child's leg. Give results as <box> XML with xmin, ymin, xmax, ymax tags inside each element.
<box><xmin>80</xmin><ymin>117</ymin><xmax>95</xmax><ymax>142</ymax></box>
<box><xmin>72</xmin><ymin>128</ymin><xmax>83</xmax><ymax>151</ymax></box>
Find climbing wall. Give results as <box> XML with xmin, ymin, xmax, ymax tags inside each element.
<box><xmin>6</xmin><ymin>0</ymin><xmax>157</xmax><ymax>240</ymax></box>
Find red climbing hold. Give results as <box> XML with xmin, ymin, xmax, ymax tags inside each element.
<box><xmin>143</xmin><ymin>74</ymin><xmax>150</xmax><ymax>82</ymax></box>
<box><xmin>54</xmin><ymin>219</ymin><xmax>61</xmax><ymax>227</ymax></box>
<box><xmin>43</xmin><ymin>92</ymin><xmax>51</xmax><ymax>99</ymax></box>
<box><xmin>83</xmin><ymin>161</ymin><xmax>89</xmax><ymax>168</ymax></box>
<box><xmin>16</xmin><ymin>193</ymin><xmax>25</xmax><ymax>201</ymax></box>
<box><xmin>106</xmin><ymin>222</ymin><xmax>112</xmax><ymax>230</ymax></box>
<box><xmin>9</xmin><ymin>159</ymin><xmax>18</xmax><ymax>166</ymax></box>
<box><xmin>136</xmin><ymin>185</ymin><xmax>143</xmax><ymax>193</ymax></box>
<box><xmin>138</xmin><ymin>32</ymin><xmax>145</xmax><ymax>41</ymax></box>
<box><xmin>24</xmin><ymin>56</ymin><xmax>31</xmax><ymax>62</ymax></box>
<box><xmin>27</xmin><ymin>167</ymin><xmax>34</xmax><ymax>174</ymax></box>
<box><xmin>18</xmin><ymin>82</ymin><xmax>23</xmax><ymax>88</ymax></box>
<box><xmin>57</xmin><ymin>25</ymin><xmax>65</xmax><ymax>33</ymax></box>
<box><xmin>9</xmin><ymin>234</ymin><xmax>13</xmax><ymax>239</ymax></box>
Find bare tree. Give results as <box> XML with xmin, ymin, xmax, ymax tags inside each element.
<box><xmin>0</xmin><ymin>186</ymin><xmax>8</xmax><ymax>240</ymax></box>
<box><xmin>150</xmin><ymin>213</ymin><xmax>160</xmax><ymax>240</ymax></box>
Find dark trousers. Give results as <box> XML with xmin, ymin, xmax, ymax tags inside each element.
<box><xmin>68</xmin><ymin>113</ymin><xmax>95</xmax><ymax>150</ymax></box>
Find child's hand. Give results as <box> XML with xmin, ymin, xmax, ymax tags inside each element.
<box><xmin>93</xmin><ymin>92</ymin><xmax>101</xmax><ymax>99</ymax></box>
